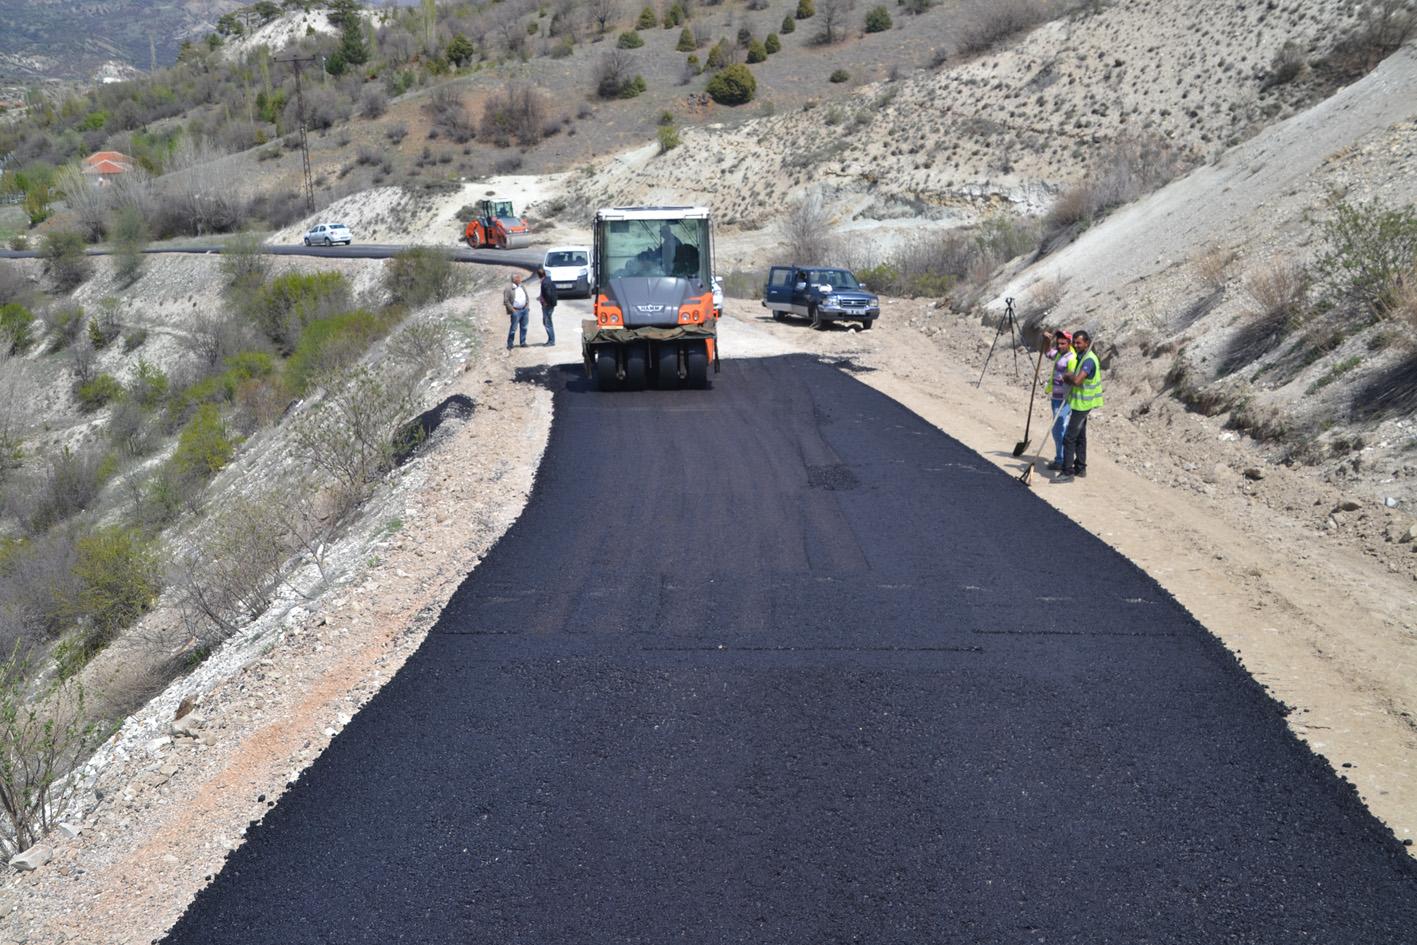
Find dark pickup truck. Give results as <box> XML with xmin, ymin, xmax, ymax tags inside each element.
<box><xmin>762</xmin><ymin>265</ymin><xmax>879</xmax><ymax>330</ymax></box>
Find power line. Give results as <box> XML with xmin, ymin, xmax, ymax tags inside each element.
<box><xmin>274</xmin><ymin>55</ymin><xmax>317</xmax><ymax>213</ymax></box>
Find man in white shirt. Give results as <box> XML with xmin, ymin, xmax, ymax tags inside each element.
<box><xmin>503</xmin><ymin>273</ymin><xmax>530</xmax><ymax>349</ymax></box>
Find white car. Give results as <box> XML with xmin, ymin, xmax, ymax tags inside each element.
<box><xmin>542</xmin><ymin>245</ymin><xmax>593</xmax><ymax>298</ymax></box>
<box><xmin>303</xmin><ymin>223</ymin><xmax>352</xmax><ymax>247</ymax></box>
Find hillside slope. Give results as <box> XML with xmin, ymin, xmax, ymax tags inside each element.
<box><xmin>991</xmin><ymin>46</ymin><xmax>1417</xmax><ymax>495</ymax></box>
<box><xmin>562</xmin><ymin>0</ymin><xmax>1366</xmax><ymax>227</ymax></box>
<box><xmin>0</xmin><ymin>0</ymin><xmax>239</xmax><ymax>80</ymax></box>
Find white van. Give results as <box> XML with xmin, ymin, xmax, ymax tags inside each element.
<box><xmin>542</xmin><ymin>245</ymin><xmax>593</xmax><ymax>298</ymax></box>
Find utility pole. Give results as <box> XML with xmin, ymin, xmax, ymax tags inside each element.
<box><xmin>275</xmin><ymin>55</ymin><xmax>317</xmax><ymax>212</ymax></box>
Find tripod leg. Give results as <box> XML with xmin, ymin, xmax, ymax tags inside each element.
<box><xmin>976</xmin><ymin>312</ymin><xmax>1008</xmax><ymax>388</ymax></box>
<box><xmin>1010</xmin><ymin>312</ymin><xmax>1020</xmax><ymax>379</ymax></box>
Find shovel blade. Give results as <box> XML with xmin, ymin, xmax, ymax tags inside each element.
<box><xmin>1012</xmin><ymin>440</ymin><xmax>1029</xmax><ymax>457</ymax></box>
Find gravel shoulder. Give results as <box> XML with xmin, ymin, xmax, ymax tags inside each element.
<box><xmin>0</xmin><ymin>281</ymin><xmax>555</xmax><ymax>944</ymax></box>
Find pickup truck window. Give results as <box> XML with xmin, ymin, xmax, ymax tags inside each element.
<box><xmin>808</xmin><ymin>269</ymin><xmax>861</xmax><ymax>290</ymax></box>
<box><xmin>769</xmin><ymin>268</ymin><xmax>791</xmax><ymax>287</ymax></box>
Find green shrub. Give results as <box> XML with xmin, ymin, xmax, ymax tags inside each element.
<box><xmin>128</xmin><ymin>359</ymin><xmax>169</xmax><ymax>408</ymax></box>
<box><xmin>686</xmin><ymin>53</ymin><xmax>702</xmax><ymax>74</ymax></box>
<box><xmin>76</xmin><ymin>373</ymin><xmax>124</xmax><ymax>412</ymax></box>
<box><xmin>865</xmin><ymin>5</ymin><xmax>892</xmax><ymax>32</ymax></box>
<box><xmin>172</xmin><ymin>404</ymin><xmax>237</xmax><ymax>480</ymax></box>
<box><xmin>706</xmin><ymin>40</ymin><xmax>730</xmax><ymax>69</ymax></box>
<box><xmin>706</xmin><ymin>64</ymin><xmax>757</xmax><ymax>105</ymax></box>
<box><xmin>110</xmin><ymin>206</ymin><xmax>148</xmax><ymax>286</ymax></box>
<box><xmin>40</xmin><ymin>230</ymin><xmax>91</xmax><ymax>293</ymax></box>
<box><xmin>0</xmin><ymin>303</ymin><xmax>34</xmax><ymax>354</ymax></box>
<box><xmin>86</xmin><ymin>317</ymin><xmax>114</xmax><ymax>351</ymax></box>
<box><xmin>637</xmin><ymin>6</ymin><xmax>658</xmax><ymax>29</ymax></box>
<box><xmin>0</xmin><ymin>652</ymin><xmax>100</xmax><ymax>853</ymax></box>
<box><xmin>42</xmin><ymin>305</ymin><xmax>85</xmax><ymax>350</ymax></box>
<box><xmin>446</xmin><ymin>33</ymin><xmax>475</xmax><ymax>67</ymax></box>
<box><xmin>620</xmin><ymin>75</ymin><xmax>648</xmax><ymax>98</ymax></box>
<box><xmin>221</xmin><ymin>233</ymin><xmax>271</xmax><ymax>293</ymax></box>
<box><xmin>747</xmin><ymin>39</ymin><xmax>767</xmax><ymax>63</ymax></box>
<box><xmin>657</xmin><ymin>124</ymin><xmax>681</xmax><ymax>154</ymax></box>
<box><xmin>253</xmin><ymin>271</ymin><xmax>352</xmax><ymax>352</ymax></box>
<box><xmin>664</xmin><ymin>1</ymin><xmax>686</xmax><ymax>26</ymax></box>
<box><xmin>1316</xmin><ymin>200</ymin><xmax>1417</xmax><ymax>318</ymax></box>
<box><xmin>829</xmin><ymin>68</ymin><xmax>850</xmax><ymax>83</ymax></box>
<box><xmin>676</xmin><ymin>27</ymin><xmax>697</xmax><ymax>51</ymax></box>
<box><xmin>855</xmin><ymin>263</ymin><xmax>902</xmax><ymax>292</ymax></box>
<box><xmin>781</xmin><ymin>15</ymin><xmax>796</xmax><ymax>33</ymax></box>
<box><xmin>617</xmin><ymin>30</ymin><xmax>645</xmax><ymax>48</ymax></box>
<box><xmin>383</xmin><ymin>246</ymin><xmax>459</xmax><ymax>308</ymax></box>
<box><xmin>1306</xmin><ymin>355</ymin><xmax>1364</xmax><ymax>394</ymax></box>
<box><xmin>796</xmin><ymin>0</ymin><xmax>815</xmax><ymax>19</ymax></box>
<box><xmin>67</xmin><ymin>526</ymin><xmax>160</xmax><ymax>658</ymax></box>
<box><xmin>765</xmin><ymin>32</ymin><xmax>781</xmax><ymax>53</ymax></box>
<box><xmin>286</xmin><ymin>311</ymin><xmax>385</xmax><ymax>394</ymax></box>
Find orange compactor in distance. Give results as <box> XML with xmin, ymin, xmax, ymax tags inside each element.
<box><xmin>581</xmin><ymin>206</ymin><xmax>720</xmax><ymax>390</ymax></box>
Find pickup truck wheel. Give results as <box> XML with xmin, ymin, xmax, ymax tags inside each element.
<box><xmin>771</xmin><ymin>310</ymin><xmax>785</xmax><ymax>322</ymax></box>
<box><xmin>685</xmin><ymin>342</ymin><xmax>709</xmax><ymax>388</ymax></box>
<box><xmin>594</xmin><ymin>347</ymin><xmax>619</xmax><ymax>390</ymax></box>
<box><xmin>655</xmin><ymin>343</ymin><xmax>681</xmax><ymax>388</ymax></box>
<box><xmin>860</xmin><ymin>319</ymin><xmax>874</xmax><ymax>331</ymax></box>
<box><xmin>623</xmin><ymin>342</ymin><xmax>649</xmax><ymax>390</ymax></box>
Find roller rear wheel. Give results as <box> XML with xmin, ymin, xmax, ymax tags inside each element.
<box><xmin>623</xmin><ymin>342</ymin><xmax>649</xmax><ymax>390</ymax></box>
<box><xmin>656</xmin><ymin>343</ymin><xmax>681</xmax><ymax>388</ymax></box>
<box><xmin>685</xmin><ymin>342</ymin><xmax>709</xmax><ymax>389</ymax></box>
<box><xmin>594</xmin><ymin>347</ymin><xmax>619</xmax><ymax>390</ymax></box>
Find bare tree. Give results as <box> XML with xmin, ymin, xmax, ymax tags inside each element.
<box><xmin>480</xmin><ymin>82</ymin><xmax>550</xmax><ymax>147</ymax></box>
<box><xmin>173</xmin><ymin>495</ymin><xmax>288</xmax><ymax>644</ymax></box>
<box><xmin>0</xmin><ymin>347</ymin><xmax>31</xmax><ymax>483</ymax></box>
<box><xmin>290</xmin><ymin>364</ymin><xmax>425</xmax><ymax>505</ymax></box>
<box><xmin>815</xmin><ymin>0</ymin><xmax>857</xmax><ymax>44</ymax></box>
<box><xmin>777</xmin><ymin>191</ymin><xmax>839</xmax><ymax>264</ymax></box>
<box><xmin>425</xmin><ymin>85</ymin><xmax>475</xmax><ymax>143</ymax></box>
<box><xmin>587</xmin><ymin>0</ymin><xmax>621</xmax><ymax>33</ymax></box>
<box><xmin>160</xmin><ymin>139</ymin><xmax>244</xmax><ymax>236</ymax></box>
<box><xmin>55</xmin><ymin>165</ymin><xmax>107</xmax><ymax>242</ymax></box>
<box><xmin>0</xmin><ymin>655</ymin><xmax>98</xmax><ymax>858</ymax></box>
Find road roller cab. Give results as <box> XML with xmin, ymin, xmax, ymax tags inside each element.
<box><xmin>583</xmin><ymin>206</ymin><xmax>719</xmax><ymax>390</ymax></box>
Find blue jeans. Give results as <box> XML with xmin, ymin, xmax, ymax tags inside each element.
<box><xmin>507</xmin><ymin>307</ymin><xmax>528</xmax><ymax>348</ymax></box>
<box><xmin>541</xmin><ymin>303</ymin><xmax>556</xmax><ymax>345</ymax></box>
<box><xmin>1050</xmin><ymin>398</ymin><xmax>1071</xmax><ymax>464</ymax></box>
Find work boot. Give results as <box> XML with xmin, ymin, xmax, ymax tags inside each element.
<box><xmin>1075</xmin><ymin>465</ymin><xmax>1087</xmax><ymax>478</ymax></box>
<box><xmin>1046</xmin><ymin>461</ymin><xmax>1063</xmax><ymax>471</ymax></box>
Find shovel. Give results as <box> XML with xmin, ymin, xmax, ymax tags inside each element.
<box><xmin>1012</xmin><ymin>347</ymin><xmax>1047</xmax><ymax>457</ymax></box>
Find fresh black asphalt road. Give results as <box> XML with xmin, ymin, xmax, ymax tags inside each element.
<box><xmin>162</xmin><ymin>356</ymin><xmax>1417</xmax><ymax>944</ymax></box>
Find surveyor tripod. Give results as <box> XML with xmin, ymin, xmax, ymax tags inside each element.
<box><xmin>975</xmin><ymin>297</ymin><xmax>1021</xmax><ymax>388</ymax></box>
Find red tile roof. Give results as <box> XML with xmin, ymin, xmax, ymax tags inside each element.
<box><xmin>81</xmin><ymin>151</ymin><xmax>133</xmax><ymax>175</ymax></box>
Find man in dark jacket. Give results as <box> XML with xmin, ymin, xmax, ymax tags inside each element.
<box><xmin>537</xmin><ymin>267</ymin><xmax>558</xmax><ymax>346</ymax></box>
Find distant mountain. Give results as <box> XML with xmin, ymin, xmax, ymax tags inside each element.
<box><xmin>0</xmin><ymin>0</ymin><xmax>241</xmax><ymax>81</ymax></box>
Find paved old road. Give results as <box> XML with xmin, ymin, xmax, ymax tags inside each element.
<box><xmin>0</xmin><ymin>241</ymin><xmax>543</xmax><ymax>270</ymax></box>
<box><xmin>162</xmin><ymin>356</ymin><xmax>1417</xmax><ymax>943</ymax></box>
